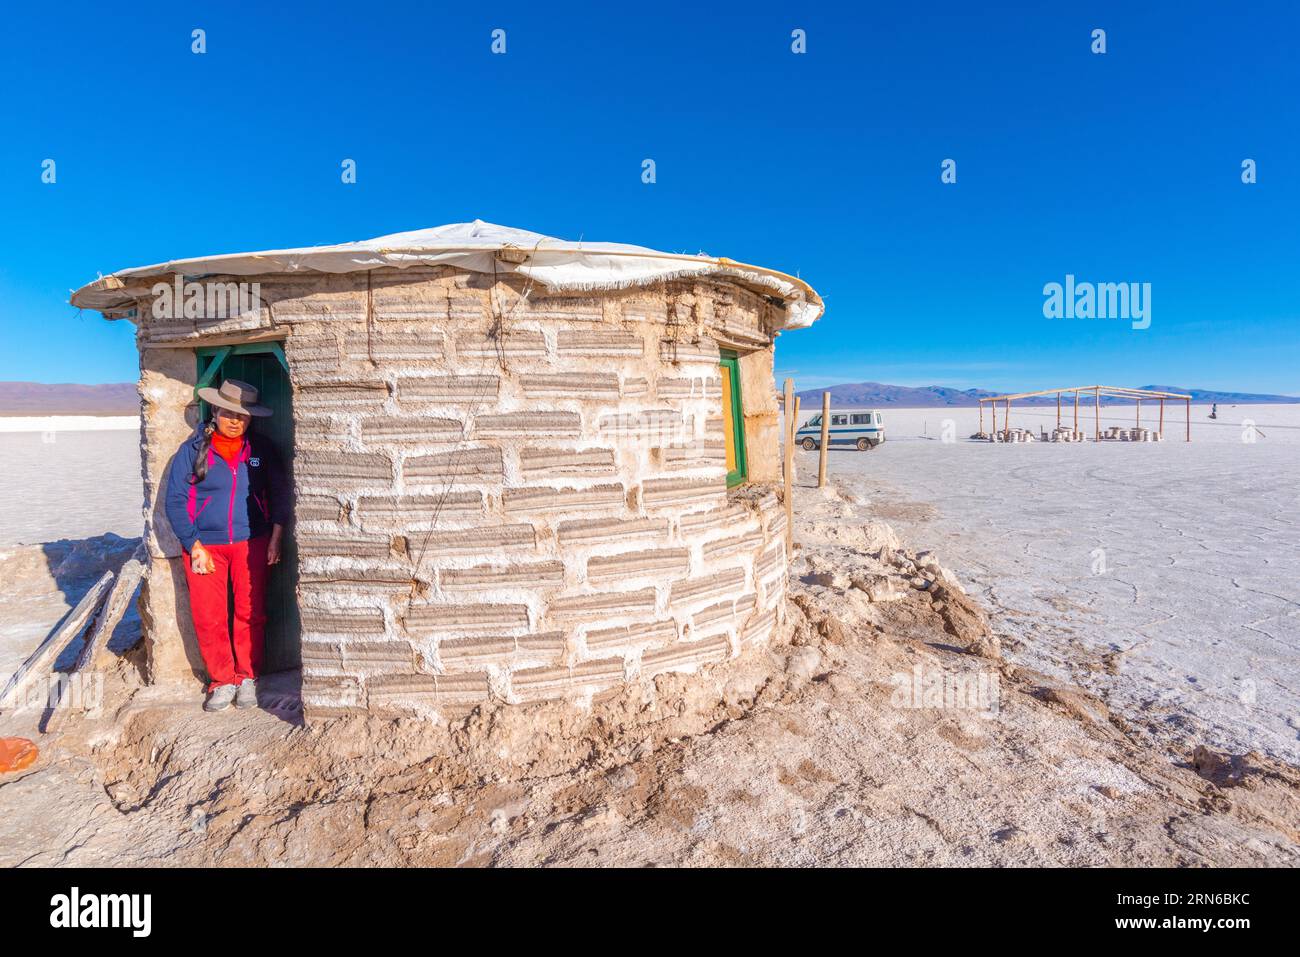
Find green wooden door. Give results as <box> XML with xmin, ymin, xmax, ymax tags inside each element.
<box><xmin>196</xmin><ymin>345</ymin><xmax>301</xmax><ymax>672</ymax></box>
<box><xmin>719</xmin><ymin>351</ymin><xmax>748</xmax><ymax>487</ymax></box>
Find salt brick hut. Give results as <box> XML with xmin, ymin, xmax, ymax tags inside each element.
<box><xmin>70</xmin><ymin>221</ymin><xmax>824</xmax><ymax>721</ymax></box>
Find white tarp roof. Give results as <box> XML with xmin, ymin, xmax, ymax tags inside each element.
<box><xmin>70</xmin><ymin>220</ymin><xmax>823</xmax><ymax>329</ymax></box>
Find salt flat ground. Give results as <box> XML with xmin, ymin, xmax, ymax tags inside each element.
<box><xmin>0</xmin><ymin>425</ymin><xmax>141</xmax><ymax>547</ymax></box>
<box><xmin>800</xmin><ymin>403</ymin><xmax>1300</xmax><ymax>763</ymax></box>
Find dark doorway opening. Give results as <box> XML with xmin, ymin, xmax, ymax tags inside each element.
<box><xmin>195</xmin><ymin>342</ymin><xmax>300</xmax><ymax>672</ymax></box>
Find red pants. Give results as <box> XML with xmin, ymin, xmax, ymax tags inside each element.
<box><xmin>182</xmin><ymin>536</ymin><xmax>269</xmax><ymax>692</ymax></box>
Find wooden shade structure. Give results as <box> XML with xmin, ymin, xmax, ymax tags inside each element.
<box><xmin>978</xmin><ymin>385</ymin><xmax>1193</xmax><ymax>442</ymax></box>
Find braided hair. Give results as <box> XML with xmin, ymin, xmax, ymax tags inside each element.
<box><xmin>188</xmin><ymin>421</ymin><xmax>217</xmax><ymax>485</ymax></box>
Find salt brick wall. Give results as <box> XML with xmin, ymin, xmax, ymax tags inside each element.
<box><xmin>131</xmin><ymin>266</ymin><xmax>790</xmax><ymax>719</ymax></box>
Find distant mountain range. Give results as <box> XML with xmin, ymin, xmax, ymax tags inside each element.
<box><xmin>0</xmin><ymin>382</ymin><xmax>138</xmax><ymax>416</ymax></box>
<box><xmin>795</xmin><ymin>382</ymin><xmax>1300</xmax><ymax>407</ymax></box>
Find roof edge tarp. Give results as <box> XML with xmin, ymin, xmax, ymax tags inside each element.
<box><xmin>70</xmin><ymin>220</ymin><xmax>823</xmax><ymax>330</ymax></box>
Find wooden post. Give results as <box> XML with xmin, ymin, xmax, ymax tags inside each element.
<box><xmin>1095</xmin><ymin>387</ymin><xmax>1101</xmax><ymax>441</ymax></box>
<box><xmin>46</xmin><ymin>546</ymin><xmax>146</xmax><ymax>732</ymax></box>
<box><xmin>1159</xmin><ymin>398</ymin><xmax>1164</xmax><ymax>435</ymax></box>
<box><xmin>1136</xmin><ymin>399</ymin><xmax>1140</xmax><ymax>428</ymax></box>
<box><xmin>817</xmin><ymin>392</ymin><xmax>830</xmax><ymax>488</ymax></box>
<box><xmin>1</xmin><ymin>570</ymin><xmax>114</xmax><ymax>711</ymax></box>
<box><xmin>979</xmin><ymin>401</ymin><xmax>984</xmax><ymax>434</ymax></box>
<box><xmin>991</xmin><ymin>400</ymin><xmax>997</xmax><ymax>434</ymax></box>
<box><xmin>1006</xmin><ymin>398</ymin><xmax>1011</xmax><ymax>433</ymax></box>
<box><xmin>1056</xmin><ymin>392</ymin><xmax>1061</xmax><ymax>428</ymax></box>
<box><xmin>1186</xmin><ymin>398</ymin><xmax>1190</xmax><ymax>442</ymax></box>
<box><xmin>1073</xmin><ymin>390</ymin><xmax>1079</xmax><ymax>432</ymax></box>
<box><xmin>783</xmin><ymin>379</ymin><xmax>795</xmax><ymax>549</ymax></box>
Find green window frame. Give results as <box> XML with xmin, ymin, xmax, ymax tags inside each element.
<box><xmin>719</xmin><ymin>350</ymin><xmax>748</xmax><ymax>488</ymax></box>
<box><xmin>195</xmin><ymin>341</ymin><xmax>289</xmax><ymax>417</ymax></box>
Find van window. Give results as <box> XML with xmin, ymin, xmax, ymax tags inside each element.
<box><xmin>806</xmin><ymin>414</ymin><xmax>821</xmax><ymax>427</ymax></box>
<box><xmin>830</xmin><ymin>414</ymin><xmax>848</xmax><ymax>426</ymax></box>
<box><xmin>850</xmin><ymin>413</ymin><xmax>870</xmax><ymax>425</ymax></box>
<box><xmin>875</xmin><ymin>413</ymin><xmax>883</xmax><ymax>425</ymax></box>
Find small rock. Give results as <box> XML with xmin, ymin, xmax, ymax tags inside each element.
<box><xmin>607</xmin><ymin>764</ymin><xmax>639</xmax><ymax>791</ymax></box>
<box><xmin>785</xmin><ymin>647</ymin><xmax>822</xmax><ymax>681</ymax></box>
<box><xmin>802</xmin><ymin>554</ymin><xmax>851</xmax><ymax>591</ymax></box>
<box><xmin>1035</xmin><ymin>686</ymin><xmax>1108</xmax><ymax>724</ymax></box>
<box><xmin>867</xmin><ymin>583</ymin><xmax>905</xmax><ymax>603</ymax></box>
<box><xmin>817</xmin><ymin>614</ymin><xmax>847</xmax><ymax>644</ymax></box>
<box><xmin>1191</xmin><ymin>745</ymin><xmax>1252</xmax><ymax>788</ymax></box>
<box><xmin>579</xmin><ymin>806</ymin><xmax>622</xmax><ymax>830</ymax></box>
<box><xmin>827</xmin><ymin>673</ymin><xmax>858</xmax><ymax>697</ymax></box>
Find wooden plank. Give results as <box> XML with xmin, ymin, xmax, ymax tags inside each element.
<box><xmin>783</xmin><ymin>378</ymin><xmax>795</xmax><ymax>550</ymax></box>
<box><xmin>0</xmin><ymin>570</ymin><xmax>113</xmax><ymax>711</ymax></box>
<box><xmin>983</xmin><ymin>385</ymin><xmax>1192</xmax><ymax>402</ymax></box>
<box><xmin>79</xmin><ymin>547</ymin><xmax>144</xmax><ymax>672</ymax></box>
<box><xmin>152</xmin><ymin>330</ymin><xmax>286</xmax><ymax>350</ymax></box>
<box><xmin>44</xmin><ymin>547</ymin><xmax>146</xmax><ymax>732</ymax></box>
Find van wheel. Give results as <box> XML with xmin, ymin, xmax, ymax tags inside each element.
<box><xmin>856</xmin><ymin>438</ymin><xmax>870</xmax><ymax>451</ymax></box>
<box><xmin>800</xmin><ymin>437</ymin><xmax>817</xmax><ymax>451</ymax></box>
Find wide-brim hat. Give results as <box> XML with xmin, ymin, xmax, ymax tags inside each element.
<box><xmin>198</xmin><ymin>378</ymin><xmax>273</xmax><ymax>417</ymax></box>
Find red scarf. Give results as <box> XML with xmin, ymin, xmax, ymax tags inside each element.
<box><xmin>211</xmin><ymin>432</ymin><xmax>244</xmax><ymax>466</ymax></box>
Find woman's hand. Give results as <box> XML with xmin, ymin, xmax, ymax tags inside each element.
<box><xmin>267</xmin><ymin>525</ymin><xmax>284</xmax><ymax>566</ymax></box>
<box><xmin>190</xmin><ymin>542</ymin><xmax>214</xmax><ymax>575</ymax></box>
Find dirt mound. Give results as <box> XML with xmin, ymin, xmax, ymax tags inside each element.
<box><xmin>77</xmin><ymin>633</ymin><xmax>799</xmax><ymax>865</ymax></box>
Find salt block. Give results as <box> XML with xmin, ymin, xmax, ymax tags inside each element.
<box><xmin>0</xmin><ymin>737</ymin><xmax>38</xmax><ymax>774</ymax></box>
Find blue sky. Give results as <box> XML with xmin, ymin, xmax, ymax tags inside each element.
<box><xmin>2</xmin><ymin>1</ymin><xmax>1296</xmax><ymax>394</ymax></box>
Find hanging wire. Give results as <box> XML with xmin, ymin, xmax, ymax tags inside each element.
<box><xmin>401</xmin><ymin>243</ymin><xmax>543</xmax><ymax>610</ymax></box>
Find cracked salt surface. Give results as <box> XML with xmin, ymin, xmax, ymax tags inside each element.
<box><xmin>809</xmin><ymin>404</ymin><xmax>1300</xmax><ymax>763</ymax></box>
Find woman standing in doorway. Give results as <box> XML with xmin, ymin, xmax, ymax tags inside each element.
<box><xmin>164</xmin><ymin>379</ymin><xmax>291</xmax><ymax>712</ymax></box>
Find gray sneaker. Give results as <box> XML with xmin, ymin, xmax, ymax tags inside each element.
<box><xmin>204</xmin><ymin>684</ymin><xmax>238</xmax><ymax>712</ymax></box>
<box><xmin>235</xmin><ymin>678</ymin><xmax>258</xmax><ymax>710</ymax></box>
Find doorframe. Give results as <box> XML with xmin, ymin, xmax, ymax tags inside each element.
<box><xmin>195</xmin><ymin>341</ymin><xmax>289</xmax><ymax>416</ymax></box>
<box><xmin>193</xmin><ymin>339</ymin><xmax>300</xmax><ymax>673</ymax></box>
<box><xmin>719</xmin><ymin>349</ymin><xmax>748</xmax><ymax>488</ymax></box>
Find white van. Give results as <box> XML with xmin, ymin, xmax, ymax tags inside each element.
<box><xmin>795</xmin><ymin>409</ymin><xmax>885</xmax><ymax>450</ymax></box>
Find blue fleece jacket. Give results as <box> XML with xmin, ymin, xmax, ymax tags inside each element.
<box><xmin>164</xmin><ymin>428</ymin><xmax>291</xmax><ymax>550</ymax></box>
